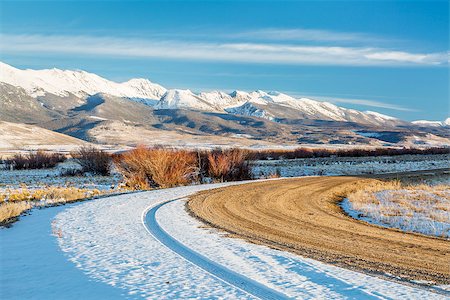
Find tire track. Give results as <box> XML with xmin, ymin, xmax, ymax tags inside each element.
<box><xmin>143</xmin><ymin>198</ymin><xmax>289</xmax><ymax>300</ymax></box>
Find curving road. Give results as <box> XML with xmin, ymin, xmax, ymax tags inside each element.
<box><xmin>46</xmin><ymin>180</ymin><xmax>444</xmax><ymax>299</ymax></box>
<box><xmin>187</xmin><ymin>177</ymin><xmax>450</xmax><ymax>288</ymax></box>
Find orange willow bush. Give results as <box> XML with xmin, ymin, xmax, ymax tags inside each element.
<box><xmin>113</xmin><ymin>146</ymin><xmax>254</xmax><ymax>189</ymax></box>
<box><xmin>206</xmin><ymin>148</ymin><xmax>252</xmax><ymax>182</ymax></box>
<box><xmin>113</xmin><ymin>146</ymin><xmax>200</xmax><ymax>189</ymax></box>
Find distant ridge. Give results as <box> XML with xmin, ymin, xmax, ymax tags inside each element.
<box><xmin>0</xmin><ymin>61</ymin><xmax>403</xmax><ymax>127</ymax></box>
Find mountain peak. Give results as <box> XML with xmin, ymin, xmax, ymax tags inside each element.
<box><xmin>0</xmin><ymin>61</ymin><xmax>165</xmax><ymax>99</ymax></box>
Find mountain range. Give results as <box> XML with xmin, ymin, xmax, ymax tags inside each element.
<box><xmin>0</xmin><ymin>61</ymin><xmax>449</xmax><ymax>149</ymax></box>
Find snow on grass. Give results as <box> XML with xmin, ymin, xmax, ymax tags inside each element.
<box><xmin>0</xmin><ymin>187</ymin><xmax>121</xmax><ymax>224</ymax></box>
<box><xmin>52</xmin><ymin>182</ymin><xmax>444</xmax><ymax>298</ymax></box>
<box><xmin>252</xmin><ymin>154</ymin><xmax>449</xmax><ymax>178</ymax></box>
<box><xmin>342</xmin><ymin>183</ymin><xmax>450</xmax><ymax>238</ymax></box>
<box><xmin>0</xmin><ymin>160</ymin><xmax>121</xmax><ymax>192</ymax></box>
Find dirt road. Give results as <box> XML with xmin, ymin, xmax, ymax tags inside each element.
<box><xmin>187</xmin><ymin>177</ymin><xmax>450</xmax><ymax>285</ymax></box>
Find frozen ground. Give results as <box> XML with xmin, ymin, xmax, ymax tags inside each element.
<box><xmin>342</xmin><ymin>188</ymin><xmax>450</xmax><ymax>239</ymax></box>
<box><xmin>0</xmin><ymin>161</ymin><xmax>121</xmax><ymax>191</ymax></box>
<box><xmin>0</xmin><ymin>203</ymin><xmax>125</xmax><ymax>299</ymax></box>
<box><xmin>252</xmin><ymin>154</ymin><xmax>450</xmax><ymax>178</ymax></box>
<box><xmin>47</xmin><ymin>182</ymin><xmax>445</xmax><ymax>299</ymax></box>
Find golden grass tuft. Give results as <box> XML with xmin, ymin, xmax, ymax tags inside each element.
<box><xmin>0</xmin><ymin>202</ymin><xmax>33</xmax><ymax>224</ymax></box>
<box><xmin>2</xmin><ymin>187</ymin><xmax>101</xmax><ymax>203</ymax></box>
<box><xmin>0</xmin><ymin>187</ymin><xmax>104</xmax><ymax>224</ymax></box>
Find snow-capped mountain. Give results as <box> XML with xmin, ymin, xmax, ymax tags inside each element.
<box><xmin>412</xmin><ymin>118</ymin><xmax>450</xmax><ymax>127</ymax></box>
<box><xmin>364</xmin><ymin>111</ymin><xmax>398</xmax><ymax>121</ymax></box>
<box><xmin>221</xmin><ymin>90</ymin><xmax>400</xmax><ymax>126</ymax></box>
<box><xmin>155</xmin><ymin>89</ymin><xmax>220</xmax><ymax>111</ymax></box>
<box><xmin>0</xmin><ymin>61</ymin><xmax>400</xmax><ymax>126</ymax></box>
<box><xmin>198</xmin><ymin>90</ymin><xmax>246</xmax><ymax>109</ymax></box>
<box><xmin>1</xmin><ymin>61</ymin><xmax>449</xmax><ymax>148</ymax></box>
<box><xmin>226</xmin><ymin>102</ymin><xmax>276</xmax><ymax>121</ymax></box>
<box><xmin>0</xmin><ymin>62</ymin><xmax>166</xmax><ymax>100</ymax></box>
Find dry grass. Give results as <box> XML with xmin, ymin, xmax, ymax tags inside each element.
<box><xmin>114</xmin><ymin>145</ymin><xmax>199</xmax><ymax>189</ymax></box>
<box><xmin>346</xmin><ymin>181</ymin><xmax>450</xmax><ymax>238</ymax></box>
<box><xmin>265</xmin><ymin>170</ymin><xmax>282</xmax><ymax>179</ymax></box>
<box><xmin>1</xmin><ymin>187</ymin><xmax>101</xmax><ymax>203</ymax></box>
<box><xmin>0</xmin><ymin>202</ymin><xmax>33</xmax><ymax>224</ymax></box>
<box><xmin>0</xmin><ymin>187</ymin><xmax>103</xmax><ymax>224</ymax></box>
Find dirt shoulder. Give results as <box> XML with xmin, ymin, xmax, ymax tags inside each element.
<box><xmin>187</xmin><ymin>177</ymin><xmax>450</xmax><ymax>286</ymax></box>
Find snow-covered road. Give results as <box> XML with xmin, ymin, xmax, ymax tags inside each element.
<box><xmin>145</xmin><ymin>198</ymin><xmax>287</xmax><ymax>299</ymax></box>
<box><xmin>2</xmin><ymin>182</ymin><xmax>446</xmax><ymax>299</ymax></box>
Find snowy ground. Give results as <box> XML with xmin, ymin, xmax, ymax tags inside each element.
<box><xmin>252</xmin><ymin>154</ymin><xmax>450</xmax><ymax>178</ymax></box>
<box><xmin>0</xmin><ymin>161</ymin><xmax>121</xmax><ymax>191</ymax></box>
<box><xmin>342</xmin><ymin>188</ymin><xmax>450</xmax><ymax>239</ymax></box>
<box><xmin>0</xmin><ymin>203</ymin><xmax>126</xmax><ymax>299</ymax></box>
<box><xmin>41</xmin><ymin>182</ymin><xmax>446</xmax><ymax>299</ymax></box>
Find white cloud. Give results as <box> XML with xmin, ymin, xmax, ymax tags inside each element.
<box><xmin>0</xmin><ymin>34</ymin><xmax>447</xmax><ymax>67</ymax></box>
<box><xmin>229</xmin><ymin>28</ymin><xmax>384</xmax><ymax>43</ymax></box>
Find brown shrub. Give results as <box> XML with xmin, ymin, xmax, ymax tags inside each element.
<box><xmin>114</xmin><ymin>146</ymin><xmax>199</xmax><ymax>189</ymax></box>
<box><xmin>206</xmin><ymin>148</ymin><xmax>252</xmax><ymax>182</ymax></box>
<box><xmin>71</xmin><ymin>146</ymin><xmax>112</xmax><ymax>175</ymax></box>
<box><xmin>5</xmin><ymin>150</ymin><xmax>66</xmax><ymax>170</ymax></box>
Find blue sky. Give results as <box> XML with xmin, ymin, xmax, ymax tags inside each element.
<box><xmin>0</xmin><ymin>0</ymin><xmax>448</xmax><ymax>121</ymax></box>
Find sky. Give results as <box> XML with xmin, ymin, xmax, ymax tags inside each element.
<box><xmin>0</xmin><ymin>0</ymin><xmax>448</xmax><ymax>121</ymax></box>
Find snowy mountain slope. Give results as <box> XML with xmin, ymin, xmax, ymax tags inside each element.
<box><xmin>197</xmin><ymin>91</ymin><xmax>245</xmax><ymax>109</ymax></box>
<box><xmin>224</xmin><ymin>91</ymin><xmax>401</xmax><ymax>126</ymax></box>
<box><xmin>0</xmin><ymin>82</ymin><xmax>58</xmax><ymax>123</ymax></box>
<box><xmin>364</xmin><ymin>111</ymin><xmax>398</xmax><ymax>121</ymax></box>
<box><xmin>155</xmin><ymin>89</ymin><xmax>220</xmax><ymax>111</ymax></box>
<box><xmin>0</xmin><ymin>61</ymin><xmax>166</xmax><ymax>99</ymax></box>
<box><xmin>226</xmin><ymin>102</ymin><xmax>276</xmax><ymax>121</ymax></box>
<box><xmin>412</xmin><ymin>119</ymin><xmax>450</xmax><ymax>127</ymax></box>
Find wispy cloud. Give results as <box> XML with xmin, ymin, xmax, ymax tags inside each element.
<box><xmin>229</xmin><ymin>28</ymin><xmax>387</xmax><ymax>44</ymax></box>
<box><xmin>1</xmin><ymin>34</ymin><xmax>447</xmax><ymax>67</ymax></box>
